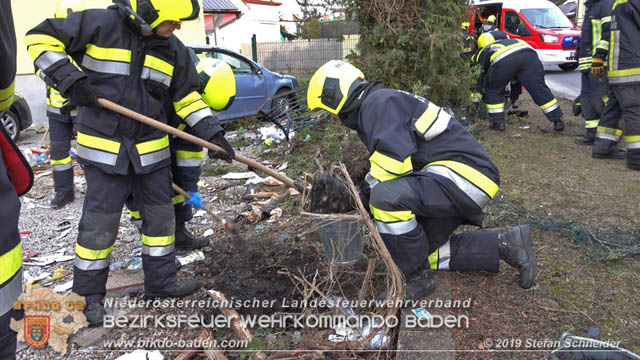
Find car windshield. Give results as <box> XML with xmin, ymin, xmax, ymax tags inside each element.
<box><xmin>521</xmin><ymin>8</ymin><xmax>573</xmax><ymax>28</ymax></box>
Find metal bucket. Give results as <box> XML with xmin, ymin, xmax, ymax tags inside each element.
<box><xmin>317</xmin><ymin>219</ymin><xmax>364</xmax><ymax>265</ymax></box>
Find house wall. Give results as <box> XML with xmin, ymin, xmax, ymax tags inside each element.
<box><xmin>11</xmin><ymin>0</ymin><xmax>206</xmax><ymax>75</ymax></box>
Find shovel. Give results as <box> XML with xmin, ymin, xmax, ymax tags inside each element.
<box><xmin>97</xmin><ymin>98</ymin><xmax>304</xmax><ymax>191</ymax></box>
<box><xmin>172</xmin><ymin>183</ymin><xmax>244</xmax><ymax>246</ymax></box>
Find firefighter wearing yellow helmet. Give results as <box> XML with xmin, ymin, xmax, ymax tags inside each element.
<box><xmin>25</xmin><ymin>0</ymin><xmax>235</xmax><ymax>327</ymax></box>
<box><xmin>307</xmin><ymin>61</ymin><xmax>537</xmax><ymax>299</ymax></box>
<box><xmin>197</xmin><ymin>58</ymin><xmax>236</xmax><ymax>111</ymax></box>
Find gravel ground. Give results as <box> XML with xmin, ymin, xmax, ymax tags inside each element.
<box><xmin>13</xmin><ymin>125</ymin><xmax>292</xmax><ymax>359</ymax></box>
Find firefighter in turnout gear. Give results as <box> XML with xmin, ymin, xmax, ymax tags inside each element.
<box><xmin>25</xmin><ymin>0</ymin><xmax>236</xmax><ymax>326</ymax></box>
<box><xmin>128</xmin><ymin>58</ymin><xmax>237</xmax><ymax>249</ymax></box>
<box><xmin>307</xmin><ymin>60</ymin><xmax>538</xmax><ymax>299</ymax></box>
<box><xmin>473</xmin><ymin>31</ymin><xmax>565</xmax><ymax>131</ymax></box>
<box><xmin>575</xmin><ymin>0</ymin><xmax>614</xmax><ymax>145</ymax></box>
<box><xmin>481</xmin><ymin>15</ymin><xmax>498</xmax><ymax>33</ymax></box>
<box><xmin>1</xmin><ymin>1</ymin><xmax>34</xmax><ymax>358</ymax></box>
<box><xmin>592</xmin><ymin>0</ymin><xmax>640</xmax><ymax>168</ymax></box>
<box><xmin>45</xmin><ymin>0</ymin><xmax>88</xmax><ymax>209</ymax></box>
<box><xmin>460</xmin><ymin>22</ymin><xmax>474</xmax><ymax>59</ymax></box>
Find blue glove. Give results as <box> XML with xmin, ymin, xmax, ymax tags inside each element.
<box><xmin>185</xmin><ymin>191</ymin><xmax>204</xmax><ymax>209</ymax></box>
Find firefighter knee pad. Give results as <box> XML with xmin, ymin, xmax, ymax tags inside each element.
<box><xmin>369</xmin><ymin>178</ymin><xmax>413</xmax><ymax>212</ymax></box>
<box><xmin>50</xmin><ymin>140</ymin><xmax>72</xmax><ymax>160</ymax></box>
<box><xmin>140</xmin><ymin>203</ymin><xmax>175</xmax><ymax>236</ymax></box>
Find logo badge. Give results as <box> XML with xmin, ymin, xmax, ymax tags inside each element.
<box><xmin>24</xmin><ymin>315</ymin><xmax>50</xmax><ymax>348</ymax></box>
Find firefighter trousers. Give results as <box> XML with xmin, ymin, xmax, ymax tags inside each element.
<box><xmin>580</xmin><ymin>72</ymin><xmax>609</xmax><ymax>132</ymax></box>
<box><xmin>73</xmin><ymin>164</ymin><xmax>177</xmax><ymax>303</ymax></box>
<box><xmin>593</xmin><ymin>84</ymin><xmax>640</xmax><ymax>169</ymax></box>
<box><xmin>368</xmin><ymin>173</ymin><xmax>499</xmax><ymax>276</ymax></box>
<box><xmin>485</xmin><ymin>51</ymin><xmax>562</xmax><ymax>125</ymax></box>
<box><xmin>48</xmin><ymin>113</ymin><xmax>74</xmax><ymax>194</ymax></box>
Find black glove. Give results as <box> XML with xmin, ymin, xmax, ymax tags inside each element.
<box><xmin>60</xmin><ymin>100</ymin><xmax>78</xmax><ymax>116</ymax></box>
<box><xmin>67</xmin><ymin>79</ymin><xmax>101</xmax><ymax>108</ymax></box>
<box><xmin>208</xmin><ymin>132</ymin><xmax>235</xmax><ymax>163</ymax></box>
<box><xmin>572</xmin><ymin>97</ymin><xmax>582</xmax><ymax>116</ymax></box>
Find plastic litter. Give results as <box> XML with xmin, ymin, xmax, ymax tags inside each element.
<box><xmin>116</xmin><ymin>350</ymin><xmax>164</xmax><ymax>360</ymax></box>
<box><xmin>54</xmin><ymin>280</ymin><xmax>73</xmax><ymax>293</ymax></box>
<box><xmin>126</xmin><ymin>257</ymin><xmax>142</xmax><ymax>270</ymax></box>
<box><xmin>202</xmin><ymin>229</ymin><xmax>214</xmax><ymax>237</ymax></box>
<box><xmin>176</xmin><ymin>251</ymin><xmax>205</xmax><ymax>267</ymax></box>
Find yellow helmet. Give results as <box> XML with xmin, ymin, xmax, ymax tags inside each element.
<box><xmin>478</xmin><ymin>32</ymin><xmax>496</xmax><ymax>48</ymax></box>
<box><xmin>55</xmin><ymin>0</ymin><xmax>87</xmax><ymax>18</ymax></box>
<box><xmin>487</xmin><ymin>15</ymin><xmax>497</xmax><ymax>24</ymax></box>
<box><xmin>307</xmin><ymin>60</ymin><xmax>365</xmax><ymax>114</ymax></box>
<box><xmin>196</xmin><ymin>58</ymin><xmax>236</xmax><ymax>111</ymax></box>
<box><xmin>113</xmin><ymin>0</ymin><xmax>200</xmax><ymax>32</ymax></box>
<box><xmin>460</xmin><ymin>22</ymin><xmax>470</xmax><ymax>31</ymax></box>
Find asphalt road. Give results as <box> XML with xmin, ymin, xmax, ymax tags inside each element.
<box><xmin>544</xmin><ymin>65</ymin><xmax>581</xmax><ymax>100</ymax></box>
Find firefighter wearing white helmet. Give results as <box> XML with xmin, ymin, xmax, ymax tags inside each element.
<box><xmin>307</xmin><ymin>60</ymin><xmax>537</xmax><ymax>299</ymax></box>
<box><xmin>44</xmin><ymin>0</ymin><xmax>89</xmax><ymax>209</ymax></box>
<box><xmin>25</xmin><ymin>0</ymin><xmax>235</xmax><ymax>326</ymax></box>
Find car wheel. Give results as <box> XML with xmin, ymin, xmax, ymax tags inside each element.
<box><xmin>1</xmin><ymin>109</ymin><xmax>20</xmax><ymax>142</ymax></box>
<box><xmin>272</xmin><ymin>89</ymin><xmax>291</xmax><ymax>114</ymax></box>
<box><xmin>559</xmin><ymin>63</ymin><xmax>578</xmax><ymax>71</ymax></box>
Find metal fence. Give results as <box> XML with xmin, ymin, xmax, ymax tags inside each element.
<box><xmin>241</xmin><ymin>36</ymin><xmax>360</xmax><ymax>77</ymax></box>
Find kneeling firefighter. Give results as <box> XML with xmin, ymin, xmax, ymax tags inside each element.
<box><xmin>307</xmin><ymin>60</ymin><xmax>538</xmax><ymax>299</ymax></box>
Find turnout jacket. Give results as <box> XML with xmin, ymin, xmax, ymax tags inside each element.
<box><xmin>473</xmin><ymin>38</ymin><xmax>534</xmax><ymax>93</ymax></box>
<box><xmin>346</xmin><ymin>84</ymin><xmax>500</xmax><ymax>225</ymax></box>
<box><xmin>578</xmin><ymin>0</ymin><xmax>614</xmax><ymax>71</ymax></box>
<box><xmin>25</xmin><ymin>6</ymin><xmax>222</xmax><ymax>175</ymax></box>
<box><xmin>608</xmin><ymin>0</ymin><xmax>640</xmax><ymax>84</ymax></box>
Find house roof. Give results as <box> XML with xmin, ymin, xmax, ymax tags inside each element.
<box><xmin>244</xmin><ymin>0</ymin><xmax>282</xmax><ymax>6</ymax></box>
<box><xmin>203</xmin><ymin>0</ymin><xmax>239</xmax><ymax>12</ymax></box>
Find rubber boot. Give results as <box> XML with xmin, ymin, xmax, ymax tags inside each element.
<box><xmin>592</xmin><ymin>139</ymin><xmax>626</xmax><ymax>159</ymax></box>
<box><xmin>554</xmin><ymin>119</ymin><xmax>565</xmax><ymax>131</ymax></box>
<box><xmin>145</xmin><ymin>279</ymin><xmax>200</xmax><ymax>298</ymax></box>
<box><xmin>489</xmin><ymin>120</ymin><xmax>505</xmax><ymax>131</ymax></box>
<box><xmin>50</xmin><ymin>190</ymin><xmax>74</xmax><ymax>209</ymax></box>
<box><xmin>405</xmin><ymin>268</ymin><xmax>436</xmax><ymax>300</ymax></box>
<box><xmin>498</xmin><ymin>225</ymin><xmax>537</xmax><ymax>289</ymax></box>
<box><xmin>574</xmin><ymin>128</ymin><xmax>596</xmax><ymax>145</ymax></box>
<box><xmin>175</xmin><ymin>222</ymin><xmax>209</xmax><ymax>250</ymax></box>
<box><xmin>83</xmin><ymin>302</ymin><xmax>106</xmax><ymax>327</ymax></box>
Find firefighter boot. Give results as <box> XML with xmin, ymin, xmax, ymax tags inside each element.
<box><xmin>405</xmin><ymin>268</ymin><xmax>436</xmax><ymax>300</ymax></box>
<box><xmin>83</xmin><ymin>302</ymin><xmax>106</xmax><ymax>327</ymax></box>
<box><xmin>50</xmin><ymin>190</ymin><xmax>74</xmax><ymax>209</ymax></box>
<box><xmin>554</xmin><ymin>119</ymin><xmax>565</xmax><ymax>131</ymax></box>
<box><xmin>574</xmin><ymin>128</ymin><xmax>596</xmax><ymax>145</ymax></box>
<box><xmin>592</xmin><ymin>139</ymin><xmax>626</xmax><ymax>160</ymax></box>
<box><xmin>175</xmin><ymin>222</ymin><xmax>209</xmax><ymax>250</ymax></box>
<box><xmin>146</xmin><ymin>279</ymin><xmax>200</xmax><ymax>298</ymax></box>
<box><xmin>498</xmin><ymin>225</ymin><xmax>537</xmax><ymax>289</ymax></box>
<box><xmin>489</xmin><ymin>120</ymin><xmax>505</xmax><ymax>131</ymax></box>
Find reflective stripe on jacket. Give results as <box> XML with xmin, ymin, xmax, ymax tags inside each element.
<box><xmin>24</xmin><ymin>6</ymin><xmax>222</xmax><ymax>175</ymax></box>
<box><xmin>608</xmin><ymin>0</ymin><xmax>640</xmax><ymax>84</ymax></box>
<box><xmin>474</xmin><ymin>39</ymin><xmax>533</xmax><ymax>93</ymax></box>
<box><xmin>578</xmin><ymin>0</ymin><xmax>614</xmax><ymax>70</ymax></box>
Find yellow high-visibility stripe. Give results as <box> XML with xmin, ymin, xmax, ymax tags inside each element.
<box><xmin>75</xmin><ymin>243</ymin><xmax>112</xmax><ymax>260</ymax></box>
<box><xmin>487</xmin><ymin>103</ymin><xmax>504</xmax><ymax>109</ymax></box>
<box><xmin>0</xmin><ymin>95</ymin><xmax>14</xmax><ymax>111</ymax></box>
<box><xmin>597</xmin><ymin>126</ymin><xmax>623</xmax><ymax>136</ymax></box>
<box><xmin>609</xmin><ymin>67</ymin><xmax>640</xmax><ymax>78</ymax></box>
<box><xmin>136</xmin><ymin>135</ymin><xmax>169</xmax><ymax>155</ymax></box>
<box><xmin>540</xmin><ymin>98</ymin><xmax>558</xmax><ymax>110</ymax></box>
<box><xmin>624</xmin><ymin>135</ymin><xmax>640</xmax><ymax>143</ymax></box>
<box><xmin>77</xmin><ymin>132</ymin><xmax>121</xmax><ymax>154</ymax></box>
<box><xmin>613</xmin><ymin>0</ymin><xmax>627</xmax><ymax>10</ymax></box>
<box><xmin>0</xmin><ymin>78</ymin><xmax>15</xmax><ymax>101</ymax></box>
<box><xmin>0</xmin><ymin>243</ymin><xmax>22</xmax><ymax>285</ymax></box>
<box><xmin>428</xmin><ymin>249</ymin><xmax>439</xmax><ymax>270</ymax></box>
<box><xmin>142</xmin><ymin>234</ymin><xmax>175</xmax><ymax>247</ymax></box>
<box><xmin>428</xmin><ymin>160</ymin><xmax>499</xmax><ymax>198</ymax></box>
<box><xmin>175</xmin><ymin>150</ymin><xmax>203</xmax><ymax>159</ymax></box>
<box><xmin>370</xmin><ymin>151</ymin><xmax>413</xmax><ymax>177</ymax></box>
<box><xmin>490</xmin><ymin>41</ymin><xmax>527</xmax><ymax>62</ymax></box>
<box><xmin>177</xmin><ymin>123</ymin><xmax>187</xmax><ymax>131</ymax></box>
<box><xmin>174</xmin><ymin>91</ymin><xmax>202</xmax><ymax>112</ymax></box>
<box><xmin>27</xmin><ymin>44</ymin><xmax>65</xmax><ymax>61</ymax></box>
<box><xmin>144</xmin><ymin>55</ymin><xmax>174</xmax><ymax>76</ymax></box>
<box><xmin>85</xmin><ymin>44</ymin><xmax>131</xmax><ymax>62</ymax></box>
<box><xmin>172</xmin><ymin>195</ymin><xmax>185</xmax><ymax>205</ymax></box>
<box><xmin>24</xmin><ymin>34</ymin><xmax>66</xmax><ymax>59</ymax></box>
<box><xmin>176</xmin><ymin>100</ymin><xmax>208</xmax><ymax>120</ymax></box>
<box><xmin>370</xmin><ymin>205</ymin><xmax>414</xmax><ymax>222</ymax></box>
<box><xmin>50</xmin><ymin>156</ymin><xmax>72</xmax><ymax>166</ymax></box>
<box><xmin>129</xmin><ymin>210</ymin><xmax>141</xmax><ymax>220</ymax></box>
<box><xmin>414</xmin><ymin>103</ymin><xmax>439</xmax><ymax>134</ymax></box>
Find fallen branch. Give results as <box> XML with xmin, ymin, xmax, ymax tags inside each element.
<box><xmin>358</xmin><ymin>259</ymin><xmax>376</xmax><ymax>302</ymax></box>
<box><xmin>299</xmin><ymin>211</ymin><xmax>361</xmax><ymax>221</ymax></box>
<box><xmin>206</xmin><ymin>290</ymin><xmax>254</xmax><ymax>343</ymax></box>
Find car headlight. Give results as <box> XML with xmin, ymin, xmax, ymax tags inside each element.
<box><xmin>540</xmin><ymin>34</ymin><xmax>559</xmax><ymax>43</ymax></box>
